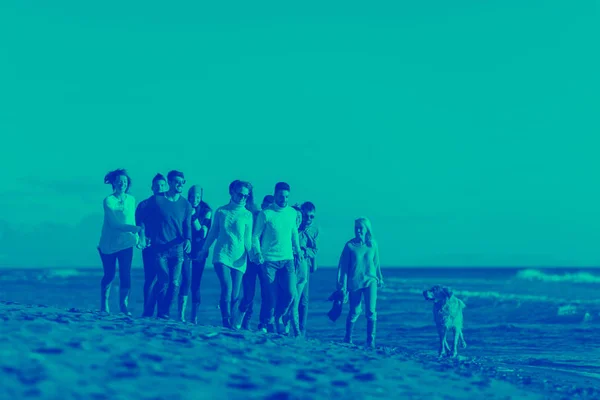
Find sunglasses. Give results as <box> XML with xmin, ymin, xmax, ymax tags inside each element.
<box><xmin>306</xmin><ymin>214</ymin><xmax>315</xmax><ymax>219</ymax></box>
<box><xmin>172</xmin><ymin>179</ymin><xmax>186</xmax><ymax>186</ymax></box>
<box><xmin>237</xmin><ymin>193</ymin><xmax>249</xmax><ymax>199</ymax></box>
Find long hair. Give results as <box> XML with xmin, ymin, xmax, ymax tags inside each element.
<box><xmin>245</xmin><ymin>184</ymin><xmax>260</xmax><ymax>213</ymax></box>
<box><xmin>355</xmin><ymin>217</ymin><xmax>374</xmax><ymax>247</ymax></box>
<box><xmin>103</xmin><ymin>168</ymin><xmax>131</xmax><ymax>193</ymax></box>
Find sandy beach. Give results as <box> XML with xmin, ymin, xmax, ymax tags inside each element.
<box><xmin>0</xmin><ymin>301</ymin><xmax>554</xmax><ymax>400</ymax></box>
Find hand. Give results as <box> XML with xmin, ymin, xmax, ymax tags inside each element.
<box><xmin>191</xmin><ymin>208</ymin><xmax>196</xmax><ymax>216</ymax></box>
<box><xmin>310</xmin><ymin>264</ymin><xmax>317</xmax><ymax>273</ymax></box>
<box><xmin>133</xmin><ymin>225</ymin><xmax>142</xmax><ymax>234</ymax></box>
<box><xmin>184</xmin><ymin>240</ymin><xmax>191</xmax><ymax>254</ymax></box>
<box><xmin>377</xmin><ymin>278</ymin><xmax>385</xmax><ymax>288</ymax></box>
<box><xmin>257</xmin><ymin>253</ymin><xmax>264</xmax><ymax>265</ymax></box>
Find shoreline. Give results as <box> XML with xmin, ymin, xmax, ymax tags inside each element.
<box><xmin>2</xmin><ymin>301</ymin><xmax>595</xmax><ymax>399</ymax></box>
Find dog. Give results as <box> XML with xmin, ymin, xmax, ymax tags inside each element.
<box><xmin>423</xmin><ymin>285</ymin><xmax>467</xmax><ymax>358</ymax></box>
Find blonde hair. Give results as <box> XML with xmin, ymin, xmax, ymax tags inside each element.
<box><xmin>355</xmin><ymin>217</ymin><xmax>374</xmax><ymax>247</ymax></box>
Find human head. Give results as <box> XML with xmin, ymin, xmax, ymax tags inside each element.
<box><xmin>188</xmin><ymin>185</ymin><xmax>203</xmax><ymax>208</ymax></box>
<box><xmin>167</xmin><ymin>170</ymin><xmax>186</xmax><ymax>195</ymax></box>
<box><xmin>261</xmin><ymin>195</ymin><xmax>275</xmax><ymax>210</ymax></box>
<box><xmin>151</xmin><ymin>173</ymin><xmax>167</xmax><ymax>195</ymax></box>
<box><xmin>229</xmin><ymin>180</ymin><xmax>252</xmax><ymax>206</ymax></box>
<box><xmin>354</xmin><ymin>217</ymin><xmax>373</xmax><ymax>246</ymax></box>
<box><xmin>301</xmin><ymin>201</ymin><xmax>316</xmax><ymax>227</ymax></box>
<box><xmin>273</xmin><ymin>182</ymin><xmax>291</xmax><ymax>208</ymax></box>
<box><xmin>104</xmin><ymin>168</ymin><xmax>131</xmax><ymax>194</ymax></box>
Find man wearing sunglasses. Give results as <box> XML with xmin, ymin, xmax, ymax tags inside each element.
<box><xmin>139</xmin><ymin>170</ymin><xmax>193</xmax><ymax>319</ymax></box>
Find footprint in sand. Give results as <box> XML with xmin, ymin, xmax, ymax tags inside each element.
<box><xmin>353</xmin><ymin>372</ymin><xmax>378</xmax><ymax>382</ymax></box>
<box><xmin>227</xmin><ymin>373</ymin><xmax>259</xmax><ymax>390</ymax></box>
<box><xmin>295</xmin><ymin>370</ymin><xmax>318</xmax><ymax>382</ymax></box>
<box><xmin>33</xmin><ymin>346</ymin><xmax>64</xmax><ymax>355</ymax></box>
<box><xmin>337</xmin><ymin>363</ymin><xmax>360</xmax><ymax>374</ymax></box>
<box><xmin>330</xmin><ymin>380</ymin><xmax>349</xmax><ymax>387</ymax></box>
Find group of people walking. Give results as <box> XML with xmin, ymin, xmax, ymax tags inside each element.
<box><xmin>97</xmin><ymin>168</ymin><xmax>383</xmax><ymax>346</ymax></box>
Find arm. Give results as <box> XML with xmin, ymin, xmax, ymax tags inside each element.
<box><xmin>201</xmin><ymin>209</ymin><xmax>220</xmax><ymax>253</ymax></box>
<box><xmin>183</xmin><ymin>203</ymin><xmax>193</xmax><ymax>241</ymax></box>
<box><xmin>374</xmin><ymin>241</ymin><xmax>383</xmax><ymax>282</ymax></box>
<box><xmin>292</xmin><ymin>225</ymin><xmax>302</xmax><ymax>257</ymax></box>
<box><xmin>304</xmin><ymin>228</ymin><xmax>319</xmax><ymax>259</ymax></box>
<box><xmin>336</xmin><ymin>244</ymin><xmax>350</xmax><ymax>291</ymax></box>
<box><xmin>104</xmin><ymin>198</ymin><xmax>139</xmax><ymax>233</ymax></box>
<box><xmin>199</xmin><ymin>210</ymin><xmax>212</xmax><ymax>239</ymax></box>
<box><xmin>244</xmin><ymin>213</ymin><xmax>253</xmax><ymax>254</ymax></box>
<box><xmin>252</xmin><ymin>211</ymin><xmax>266</xmax><ymax>258</ymax></box>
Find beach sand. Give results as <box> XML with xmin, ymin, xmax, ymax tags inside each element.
<box><xmin>0</xmin><ymin>301</ymin><xmax>550</xmax><ymax>400</ymax></box>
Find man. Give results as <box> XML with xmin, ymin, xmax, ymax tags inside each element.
<box><xmin>139</xmin><ymin>170</ymin><xmax>192</xmax><ymax>319</ymax></box>
<box><xmin>236</xmin><ymin>194</ymin><xmax>274</xmax><ymax>331</ymax></box>
<box><xmin>135</xmin><ymin>173</ymin><xmax>168</xmax><ymax>317</ymax></box>
<box><xmin>179</xmin><ymin>185</ymin><xmax>212</xmax><ymax>324</ymax></box>
<box><xmin>297</xmin><ymin>201</ymin><xmax>319</xmax><ymax>335</ymax></box>
<box><xmin>252</xmin><ymin>182</ymin><xmax>303</xmax><ymax>334</ymax></box>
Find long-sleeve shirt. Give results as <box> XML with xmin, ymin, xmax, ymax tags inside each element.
<box><xmin>190</xmin><ymin>201</ymin><xmax>212</xmax><ymax>260</ymax></box>
<box><xmin>138</xmin><ymin>195</ymin><xmax>193</xmax><ymax>252</ymax></box>
<box><xmin>299</xmin><ymin>225</ymin><xmax>319</xmax><ymax>272</ymax></box>
<box><xmin>98</xmin><ymin>194</ymin><xmax>138</xmax><ymax>254</ymax></box>
<box><xmin>202</xmin><ymin>202</ymin><xmax>253</xmax><ymax>272</ymax></box>
<box><xmin>337</xmin><ymin>239</ymin><xmax>381</xmax><ymax>292</ymax></box>
<box><xmin>253</xmin><ymin>204</ymin><xmax>301</xmax><ymax>262</ymax></box>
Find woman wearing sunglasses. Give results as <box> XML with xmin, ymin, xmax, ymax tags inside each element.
<box><xmin>199</xmin><ymin>180</ymin><xmax>253</xmax><ymax>329</ymax></box>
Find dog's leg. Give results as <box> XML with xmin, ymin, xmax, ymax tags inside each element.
<box><xmin>459</xmin><ymin>330</ymin><xmax>467</xmax><ymax>349</ymax></box>
<box><xmin>438</xmin><ymin>328</ymin><xmax>447</xmax><ymax>358</ymax></box>
<box><xmin>452</xmin><ymin>328</ymin><xmax>460</xmax><ymax>358</ymax></box>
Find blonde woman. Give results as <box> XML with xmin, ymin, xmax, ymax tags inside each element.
<box><xmin>336</xmin><ymin>217</ymin><xmax>383</xmax><ymax>348</ymax></box>
<box><xmin>199</xmin><ymin>180</ymin><xmax>253</xmax><ymax>329</ymax></box>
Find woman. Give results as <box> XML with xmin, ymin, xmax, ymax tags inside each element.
<box><xmin>98</xmin><ymin>169</ymin><xmax>141</xmax><ymax>315</ymax></box>
<box><xmin>179</xmin><ymin>185</ymin><xmax>212</xmax><ymax>323</ymax></box>
<box><xmin>336</xmin><ymin>217</ymin><xmax>383</xmax><ymax>348</ymax></box>
<box><xmin>199</xmin><ymin>180</ymin><xmax>253</xmax><ymax>328</ymax></box>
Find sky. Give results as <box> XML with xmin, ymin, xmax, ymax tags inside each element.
<box><xmin>0</xmin><ymin>1</ymin><xmax>598</xmax><ymax>268</ymax></box>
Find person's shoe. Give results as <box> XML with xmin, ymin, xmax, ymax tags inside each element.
<box><xmin>257</xmin><ymin>323</ymin><xmax>268</xmax><ymax>333</ymax></box>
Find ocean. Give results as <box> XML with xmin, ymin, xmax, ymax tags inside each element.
<box><xmin>1</xmin><ymin>266</ymin><xmax>600</xmax><ymax>390</ymax></box>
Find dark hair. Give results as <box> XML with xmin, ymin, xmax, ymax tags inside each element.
<box><xmin>229</xmin><ymin>180</ymin><xmax>252</xmax><ymax>195</ymax></box>
<box><xmin>152</xmin><ymin>173</ymin><xmax>166</xmax><ymax>184</ymax></box>
<box><xmin>167</xmin><ymin>170</ymin><xmax>185</xmax><ymax>182</ymax></box>
<box><xmin>263</xmin><ymin>195</ymin><xmax>275</xmax><ymax>204</ymax></box>
<box><xmin>104</xmin><ymin>169</ymin><xmax>131</xmax><ymax>193</ymax></box>
<box><xmin>291</xmin><ymin>203</ymin><xmax>302</xmax><ymax>212</ymax></box>
<box><xmin>274</xmin><ymin>182</ymin><xmax>291</xmax><ymax>192</ymax></box>
<box><xmin>301</xmin><ymin>201</ymin><xmax>316</xmax><ymax>212</ymax></box>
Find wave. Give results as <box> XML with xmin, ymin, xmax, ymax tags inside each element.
<box><xmin>515</xmin><ymin>269</ymin><xmax>600</xmax><ymax>284</ymax></box>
